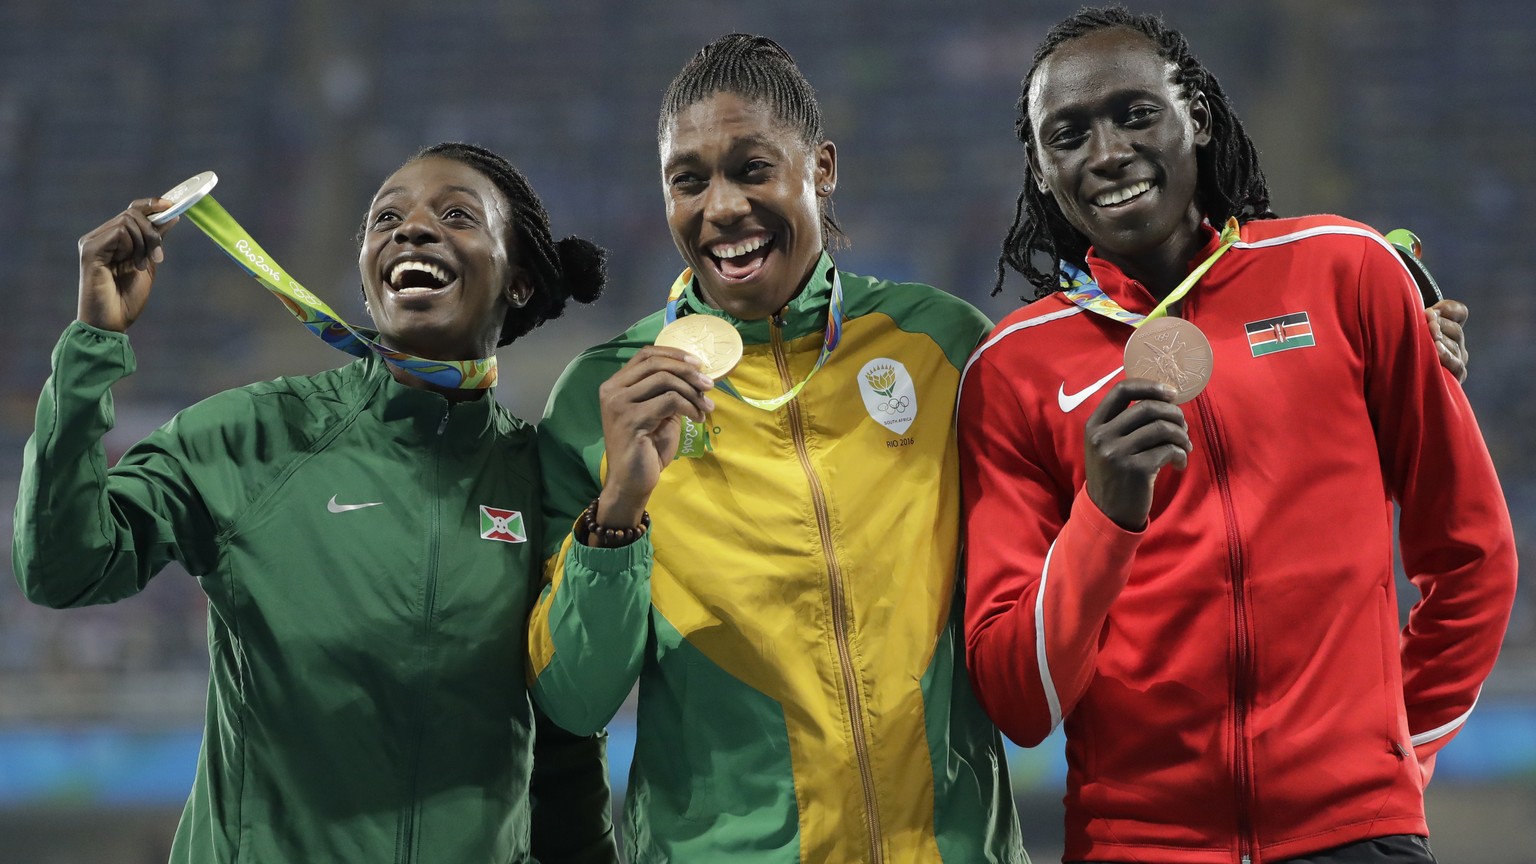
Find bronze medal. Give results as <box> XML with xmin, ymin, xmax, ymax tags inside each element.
<box><xmin>1123</xmin><ymin>317</ymin><xmax>1213</xmax><ymax>404</ymax></box>
<box><xmin>654</xmin><ymin>314</ymin><xmax>743</xmax><ymax>378</ymax></box>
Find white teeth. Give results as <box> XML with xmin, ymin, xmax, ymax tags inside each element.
<box><xmin>1094</xmin><ymin>180</ymin><xmax>1152</xmax><ymax>207</ymax></box>
<box><xmin>388</xmin><ymin>259</ymin><xmax>452</xmax><ymax>288</ymax></box>
<box><xmin>711</xmin><ymin>235</ymin><xmax>768</xmax><ymax>260</ymax></box>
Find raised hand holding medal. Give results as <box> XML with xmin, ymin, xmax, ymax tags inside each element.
<box><xmin>75</xmin><ymin>190</ymin><xmax>194</xmax><ymax>334</ymax></box>
<box><xmin>1064</xmin><ymin>218</ymin><xmax>1242</xmax><ymax>529</ymax></box>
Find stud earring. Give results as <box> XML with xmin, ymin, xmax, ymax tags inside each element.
<box><xmin>820</xmin><ymin>183</ymin><xmax>833</xmax><ymax>194</ymax></box>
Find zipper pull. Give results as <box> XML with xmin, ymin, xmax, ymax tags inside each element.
<box><xmin>772</xmin><ymin>310</ymin><xmax>786</xmax><ymax>328</ymax></box>
<box><xmin>437</xmin><ymin>407</ymin><xmax>450</xmax><ymax>435</ymax></box>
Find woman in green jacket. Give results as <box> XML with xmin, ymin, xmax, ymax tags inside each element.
<box><xmin>13</xmin><ymin>142</ymin><xmax>622</xmax><ymax>864</ymax></box>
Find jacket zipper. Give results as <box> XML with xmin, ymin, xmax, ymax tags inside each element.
<box><xmin>1186</xmin><ymin>306</ymin><xmax>1255</xmax><ymax>864</ymax></box>
<box><xmin>771</xmin><ymin>320</ymin><xmax>884</xmax><ymax>864</ymax></box>
<box><xmin>397</xmin><ymin>406</ymin><xmax>450</xmax><ymax>864</ymax></box>
<box><xmin>1196</xmin><ymin>393</ymin><xmax>1255</xmax><ymax>863</ymax></box>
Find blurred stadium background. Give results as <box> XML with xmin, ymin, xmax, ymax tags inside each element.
<box><xmin>1</xmin><ymin>1</ymin><xmax>1533</xmax><ymax>861</ymax></box>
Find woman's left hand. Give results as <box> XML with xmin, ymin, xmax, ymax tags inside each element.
<box><xmin>1426</xmin><ymin>299</ymin><xmax>1468</xmax><ymax>383</ymax></box>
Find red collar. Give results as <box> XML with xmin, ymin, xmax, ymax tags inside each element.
<box><xmin>1080</xmin><ymin>222</ymin><xmax>1226</xmax><ymax>313</ymax></box>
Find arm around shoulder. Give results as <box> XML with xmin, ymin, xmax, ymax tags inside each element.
<box><xmin>528</xmin><ymin>702</ymin><xmax>620</xmax><ymax>864</ymax></box>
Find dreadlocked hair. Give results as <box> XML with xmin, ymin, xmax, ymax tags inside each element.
<box><xmin>408</xmin><ymin>142</ymin><xmax>606</xmax><ymax>345</ymax></box>
<box><xmin>659</xmin><ymin>33</ymin><xmax>847</xmax><ymax>249</ymax></box>
<box><xmin>995</xmin><ymin>5</ymin><xmax>1276</xmax><ymax>301</ymax></box>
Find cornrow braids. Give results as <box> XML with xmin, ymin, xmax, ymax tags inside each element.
<box><xmin>995</xmin><ymin>5</ymin><xmax>1276</xmax><ymax>300</ymax></box>
<box><xmin>659</xmin><ymin>33</ymin><xmax>846</xmax><ymax>248</ymax></box>
<box><xmin>413</xmin><ymin>142</ymin><xmax>606</xmax><ymax>345</ymax></box>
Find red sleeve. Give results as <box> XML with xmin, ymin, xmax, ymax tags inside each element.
<box><xmin>1356</xmin><ymin>237</ymin><xmax>1518</xmax><ymax>778</ymax></box>
<box><xmin>957</xmin><ymin>345</ymin><xmax>1143</xmax><ymax>747</ymax></box>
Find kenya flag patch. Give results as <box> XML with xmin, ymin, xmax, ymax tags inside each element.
<box><xmin>1246</xmin><ymin>312</ymin><xmax>1316</xmax><ymax>357</ymax></box>
<box><xmin>479</xmin><ymin>506</ymin><xmax>527</xmax><ymax>544</ymax></box>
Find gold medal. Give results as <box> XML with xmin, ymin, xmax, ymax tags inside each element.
<box><xmin>654</xmin><ymin>314</ymin><xmax>743</xmax><ymax>378</ymax></box>
<box><xmin>1123</xmin><ymin>317</ymin><xmax>1213</xmax><ymax>404</ymax></box>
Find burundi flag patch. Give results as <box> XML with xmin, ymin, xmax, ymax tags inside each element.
<box><xmin>479</xmin><ymin>505</ymin><xmax>527</xmax><ymax>544</ymax></box>
<box><xmin>1246</xmin><ymin>311</ymin><xmax>1316</xmax><ymax>357</ymax></box>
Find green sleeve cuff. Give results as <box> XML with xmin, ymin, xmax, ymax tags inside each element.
<box><xmin>60</xmin><ymin>320</ymin><xmax>136</xmax><ymax>377</ymax></box>
<box><xmin>565</xmin><ymin>531</ymin><xmax>654</xmax><ymax>578</ymax></box>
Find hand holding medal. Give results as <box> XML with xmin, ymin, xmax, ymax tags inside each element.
<box><xmin>1063</xmin><ymin>219</ymin><xmax>1243</xmax><ymax>528</ymax></box>
<box><xmin>74</xmin><ymin>182</ymin><xmax>203</xmax><ymax>334</ymax></box>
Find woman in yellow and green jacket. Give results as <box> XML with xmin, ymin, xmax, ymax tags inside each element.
<box><xmin>530</xmin><ymin>35</ymin><xmax>1023</xmax><ymax>864</ymax></box>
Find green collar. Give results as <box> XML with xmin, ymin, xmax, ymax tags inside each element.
<box><xmin>362</xmin><ymin>353</ymin><xmax>498</xmax><ymax>443</ymax></box>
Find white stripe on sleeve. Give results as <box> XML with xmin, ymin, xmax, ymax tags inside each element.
<box><xmin>1410</xmin><ymin>691</ymin><xmax>1480</xmax><ymax>748</ymax></box>
<box><xmin>1038</xmin><ymin>537</ymin><xmax>1063</xmax><ymax>734</ymax></box>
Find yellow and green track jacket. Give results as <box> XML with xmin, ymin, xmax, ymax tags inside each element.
<box><xmin>531</xmin><ymin>256</ymin><xmax>1024</xmax><ymax>863</ymax></box>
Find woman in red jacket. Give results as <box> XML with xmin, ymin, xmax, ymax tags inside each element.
<box><xmin>960</xmin><ymin>7</ymin><xmax>1516</xmax><ymax>863</ymax></box>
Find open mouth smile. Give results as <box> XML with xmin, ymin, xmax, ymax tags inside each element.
<box><xmin>706</xmin><ymin>233</ymin><xmax>775</xmax><ymax>281</ymax></box>
<box><xmin>385</xmin><ymin>256</ymin><xmax>459</xmax><ymax>296</ymax></box>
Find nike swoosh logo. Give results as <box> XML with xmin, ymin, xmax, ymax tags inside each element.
<box><xmin>327</xmin><ymin>495</ymin><xmax>383</xmax><ymax>513</ymax></box>
<box><xmin>1057</xmin><ymin>367</ymin><xmax>1124</xmax><ymax>413</ymax></box>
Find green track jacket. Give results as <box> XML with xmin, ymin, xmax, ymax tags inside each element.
<box><xmin>530</xmin><ymin>257</ymin><xmax>1025</xmax><ymax>863</ymax></box>
<box><xmin>13</xmin><ymin>322</ymin><xmax>618</xmax><ymax>864</ymax></box>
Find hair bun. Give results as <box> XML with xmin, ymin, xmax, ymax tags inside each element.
<box><xmin>555</xmin><ymin>236</ymin><xmax>607</xmax><ymax>304</ymax></box>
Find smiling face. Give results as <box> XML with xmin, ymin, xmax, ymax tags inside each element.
<box><xmin>358</xmin><ymin>156</ymin><xmax>528</xmax><ymax>361</ymax></box>
<box><xmin>1028</xmin><ymin>27</ymin><xmax>1212</xmax><ymax>289</ymax></box>
<box><xmin>660</xmin><ymin>91</ymin><xmax>836</xmax><ymax>321</ymax></box>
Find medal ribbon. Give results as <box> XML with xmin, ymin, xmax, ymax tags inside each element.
<box><xmin>662</xmin><ymin>266</ymin><xmax>844</xmax><ymax>458</ymax></box>
<box><xmin>1061</xmin><ymin>218</ymin><xmax>1242</xmax><ymax>328</ymax></box>
<box><xmin>663</xmin><ymin>265</ymin><xmax>844</xmax><ymax>411</ymax></box>
<box><xmin>177</xmin><ymin>195</ymin><xmax>497</xmax><ymax>389</ymax></box>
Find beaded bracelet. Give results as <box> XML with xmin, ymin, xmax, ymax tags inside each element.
<box><xmin>578</xmin><ymin>497</ymin><xmax>650</xmax><ymax>548</ymax></box>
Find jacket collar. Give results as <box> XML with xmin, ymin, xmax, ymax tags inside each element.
<box><xmin>1080</xmin><ymin>221</ymin><xmax>1225</xmax><ymax>315</ymax></box>
<box><xmin>676</xmin><ymin>252</ymin><xmax>837</xmax><ymax>345</ymax></box>
<box><xmin>360</xmin><ymin>353</ymin><xmax>498</xmax><ymax>443</ymax></box>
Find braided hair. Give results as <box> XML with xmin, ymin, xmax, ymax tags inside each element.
<box><xmin>391</xmin><ymin>142</ymin><xmax>607</xmax><ymax>345</ymax></box>
<box><xmin>996</xmin><ymin>5</ymin><xmax>1275</xmax><ymax>300</ymax></box>
<box><xmin>659</xmin><ymin>33</ymin><xmax>846</xmax><ymax>249</ymax></box>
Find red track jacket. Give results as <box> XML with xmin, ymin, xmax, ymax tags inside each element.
<box><xmin>959</xmin><ymin>216</ymin><xmax>1517</xmax><ymax>863</ymax></box>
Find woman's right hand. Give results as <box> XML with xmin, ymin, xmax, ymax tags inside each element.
<box><xmin>596</xmin><ymin>346</ymin><xmax>716</xmax><ymax>530</ymax></box>
<box><xmin>77</xmin><ymin>198</ymin><xmax>178</xmax><ymax>332</ymax></box>
<box><xmin>1083</xmin><ymin>378</ymin><xmax>1192</xmax><ymax>531</ymax></box>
